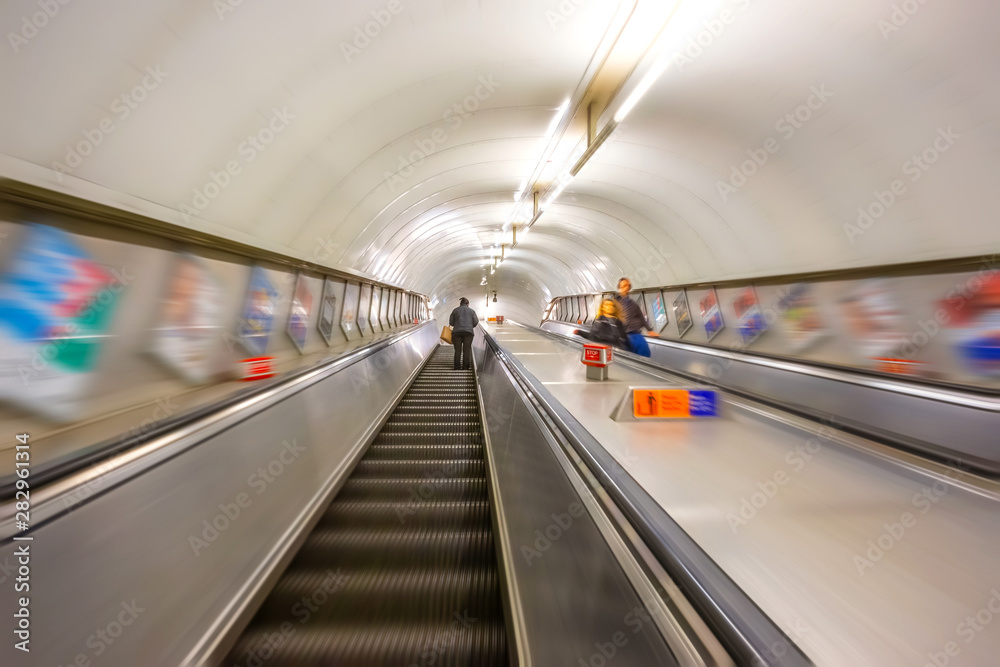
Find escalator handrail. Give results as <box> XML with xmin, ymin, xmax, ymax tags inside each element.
<box><xmin>0</xmin><ymin>321</ymin><xmax>436</xmax><ymax>539</ymax></box>
<box><xmin>541</xmin><ymin>318</ymin><xmax>1000</xmax><ymax>410</ymax></box>
<box><xmin>479</xmin><ymin>326</ymin><xmax>814</xmax><ymax>667</ymax></box>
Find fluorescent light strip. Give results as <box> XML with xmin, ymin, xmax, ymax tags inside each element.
<box><xmin>541</xmin><ymin>175</ymin><xmax>572</xmax><ymax>211</ymax></box>
<box><xmin>614</xmin><ymin>54</ymin><xmax>671</xmax><ymax>123</ymax></box>
<box><xmin>507</xmin><ymin>99</ymin><xmax>572</xmax><ymax>228</ymax></box>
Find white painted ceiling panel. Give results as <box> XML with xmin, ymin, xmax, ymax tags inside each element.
<box><xmin>1</xmin><ymin>0</ymin><xmax>998</xmax><ymax>322</ymax></box>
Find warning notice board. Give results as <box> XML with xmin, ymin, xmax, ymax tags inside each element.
<box><xmin>632</xmin><ymin>388</ymin><xmax>719</xmax><ymax>419</ymax></box>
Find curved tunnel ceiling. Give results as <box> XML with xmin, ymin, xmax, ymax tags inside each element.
<box><xmin>2</xmin><ymin>0</ymin><xmax>998</xmax><ymax>323</ymax></box>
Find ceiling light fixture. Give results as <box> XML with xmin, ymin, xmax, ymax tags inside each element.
<box><xmin>505</xmin><ymin>98</ymin><xmax>572</xmax><ymax>232</ymax></box>
<box><xmin>614</xmin><ymin>54</ymin><xmax>671</xmax><ymax>123</ymax></box>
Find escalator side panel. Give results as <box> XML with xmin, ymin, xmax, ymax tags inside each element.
<box><xmin>474</xmin><ymin>334</ymin><xmax>680</xmax><ymax>666</ymax></box>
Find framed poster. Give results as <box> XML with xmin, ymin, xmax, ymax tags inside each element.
<box><xmin>341</xmin><ymin>281</ymin><xmax>359</xmax><ymax>337</ymax></box>
<box><xmin>0</xmin><ymin>224</ymin><xmax>124</xmax><ymax>422</ymax></box>
<box><xmin>387</xmin><ymin>290</ymin><xmax>397</xmax><ymax>328</ymax></box>
<box><xmin>286</xmin><ymin>275</ymin><xmax>313</xmax><ymax>353</ymax></box>
<box><xmin>357</xmin><ymin>283</ymin><xmax>371</xmax><ymax>335</ymax></box>
<box><xmin>369</xmin><ymin>286</ymin><xmax>382</xmax><ymax>333</ymax></box>
<box><xmin>777</xmin><ymin>283</ymin><xmax>827</xmax><ymax>352</ymax></box>
<box><xmin>699</xmin><ymin>289</ymin><xmax>724</xmax><ymax>341</ymax></box>
<box><xmin>238</xmin><ymin>266</ymin><xmax>278</xmax><ymax>356</ymax></box>
<box><xmin>380</xmin><ymin>287</ymin><xmax>390</xmax><ymax>329</ymax></box>
<box><xmin>672</xmin><ymin>291</ymin><xmax>692</xmax><ymax>338</ymax></box>
<box><xmin>150</xmin><ymin>253</ymin><xmax>224</xmax><ymax>383</ymax></box>
<box><xmin>647</xmin><ymin>291</ymin><xmax>668</xmax><ymax>333</ymax></box>
<box><xmin>945</xmin><ymin>272</ymin><xmax>1000</xmax><ymax>377</ymax></box>
<box><xmin>839</xmin><ymin>279</ymin><xmax>907</xmax><ymax>362</ymax></box>
<box><xmin>317</xmin><ymin>278</ymin><xmax>337</xmax><ymax>345</ymax></box>
<box><xmin>733</xmin><ymin>286</ymin><xmax>767</xmax><ymax>344</ymax></box>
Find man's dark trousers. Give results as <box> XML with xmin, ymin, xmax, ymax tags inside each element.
<box><xmin>453</xmin><ymin>331</ymin><xmax>474</xmax><ymax>370</ymax></box>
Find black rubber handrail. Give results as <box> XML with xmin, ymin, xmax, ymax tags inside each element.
<box><xmin>544</xmin><ymin>318</ymin><xmax>1000</xmax><ymax>401</ymax></box>
<box><xmin>539</xmin><ymin>320</ymin><xmax>999</xmax><ymax>475</ymax></box>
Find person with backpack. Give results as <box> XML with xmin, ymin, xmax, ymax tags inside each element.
<box><xmin>614</xmin><ymin>277</ymin><xmax>658</xmax><ymax>357</ymax></box>
<box><xmin>448</xmin><ymin>297</ymin><xmax>478</xmax><ymax>370</ymax></box>
<box><xmin>575</xmin><ymin>299</ymin><xmax>629</xmax><ymax>350</ymax></box>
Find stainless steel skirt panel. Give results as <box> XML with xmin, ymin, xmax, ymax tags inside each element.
<box><xmin>473</xmin><ymin>333</ymin><xmax>679</xmax><ymax>666</ymax></box>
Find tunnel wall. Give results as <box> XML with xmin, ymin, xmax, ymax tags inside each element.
<box><xmin>0</xmin><ymin>206</ymin><xmax>429</xmax><ymax>444</ymax></box>
<box><xmin>545</xmin><ymin>256</ymin><xmax>1000</xmax><ymax>390</ymax></box>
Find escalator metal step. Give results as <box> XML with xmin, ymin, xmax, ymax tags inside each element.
<box><xmin>293</xmin><ymin>528</ymin><xmax>495</xmax><ymax>568</ymax></box>
<box><xmin>322</xmin><ymin>500</ymin><xmax>491</xmax><ymax>529</ymax></box>
<box><xmin>380</xmin><ymin>426</ymin><xmax>479</xmax><ymax>436</ymax></box>
<box><xmin>228</xmin><ymin>619</ymin><xmax>508</xmax><ymax>667</ymax></box>
<box><xmin>226</xmin><ymin>347</ymin><xmax>506</xmax><ymax>665</ymax></box>
<box><xmin>249</xmin><ymin>566</ymin><xmax>502</xmax><ymax>623</ymax></box>
<box><xmin>337</xmin><ymin>477</ymin><xmax>488</xmax><ymax>501</ymax></box>
<box><xmin>353</xmin><ymin>459</ymin><xmax>485</xmax><ymax>478</ymax></box>
<box><xmin>385</xmin><ymin>417</ymin><xmax>479</xmax><ymax>426</ymax></box>
<box><xmin>389</xmin><ymin>409</ymin><xmax>480</xmax><ymax>416</ymax></box>
<box><xmin>363</xmin><ymin>444</ymin><xmax>484</xmax><ymax>460</ymax></box>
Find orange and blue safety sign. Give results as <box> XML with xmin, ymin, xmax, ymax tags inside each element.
<box><xmin>632</xmin><ymin>388</ymin><xmax>718</xmax><ymax>419</ymax></box>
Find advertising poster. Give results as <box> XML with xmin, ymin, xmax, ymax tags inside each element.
<box><xmin>777</xmin><ymin>283</ymin><xmax>827</xmax><ymax>352</ymax></box>
<box><xmin>318</xmin><ymin>278</ymin><xmax>338</xmax><ymax>344</ymax></box>
<box><xmin>286</xmin><ymin>275</ymin><xmax>313</xmax><ymax>353</ymax></box>
<box><xmin>649</xmin><ymin>292</ymin><xmax>668</xmax><ymax>332</ymax></box>
<box><xmin>238</xmin><ymin>266</ymin><xmax>278</xmax><ymax>356</ymax></box>
<box><xmin>943</xmin><ymin>272</ymin><xmax>1000</xmax><ymax>377</ymax></box>
<box><xmin>0</xmin><ymin>224</ymin><xmax>123</xmax><ymax>422</ymax></box>
<box><xmin>839</xmin><ymin>279</ymin><xmax>907</xmax><ymax>362</ymax></box>
<box><xmin>699</xmin><ymin>289</ymin><xmax>725</xmax><ymax>341</ymax></box>
<box><xmin>733</xmin><ymin>286</ymin><xmax>767</xmax><ymax>344</ymax></box>
<box><xmin>150</xmin><ymin>253</ymin><xmax>224</xmax><ymax>384</ymax></box>
<box><xmin>370</xmin><ymin>287</ymin><xmax>382</xmax><ymax>333</ymax></box>
<box><xmin>357</xmin><ymin>284</ymin><xmax>371</xmax><ymax>335</ymax></box>
<box><xmin>341</xmin><ymin>281</ymin><xmax>359</xmax><ymax>336</ymax></box>
<box><xmin>672</xmin><ymin>291</ymin><xmax>692</xmax><ymax>338</ymax></box>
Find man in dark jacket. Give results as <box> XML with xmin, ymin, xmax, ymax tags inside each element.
<box><xmin>614</xmin><ymin>277</ymin><xmax>658</xmax><ymax>357</ymax></box>
<box><xmin>449</xmin><ymin>297</ymin><xmax>478</xmax><ymax>370</ymax></box>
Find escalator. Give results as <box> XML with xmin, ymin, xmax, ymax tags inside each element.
<box><xmin>225</xmin><ymin>346</ymin><xmax>508</xmax><ymax>666</ymax></box>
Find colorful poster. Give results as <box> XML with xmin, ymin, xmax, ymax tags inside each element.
<box><xmin>839</xmin><ymin>279</ymin><xmax>907</xmax><ymax>362</ymax></box>
<box><xmin>0</xmin><ymin>224</ymin><xmax>124</xmax><ymax>422</ymax></box>
<box><xmin>238</xmin><ymin>266</ymin><xmax>278</xmax><ymax>356</ymax></box>
<box><xmin>150</xmin><ymin>253</ymin><xmax>224</xmax><ymax>383</ymax></box>
<box><xmin>318</xmin><ymin>278</ymin><xmax>338</xmax><ymax>345</ymax></box>
<box><xmin>943</xmin><ymin>272</ymin><xmax>1000</xmax><ymax>377</ymax></box>
<box><xmin>648</xmin><ymin>292</ymin><xmax>668</xmax><ymax>332</ymax></box>
<box><xmin>699</xmin><ymin>289</ymin><xmax>724</xmax><ymax>341</ymax></box>
<box><xmin>733</xmin><ymin>286</ymin><xmax>767</xmax><ymax>344</ymax></box>
<box><xmin>287</xmin><ymin>275</ymin><xmax>313</xmax><ymax>353</ymax></box>
<box><xmin>777</xmin><ymin>283</ymin><xmax>827</xmax><ymax>352</ymax></box>
<box><xmin>672</xmin><ymin>291</ymin><xmax>692</xmax><ymax>338</ymax></box>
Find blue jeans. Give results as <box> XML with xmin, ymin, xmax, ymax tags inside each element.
<box><xmin>627</xmin><ymin>333</ymin><xmax>651</xmax><ymax>357</ymax></box>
